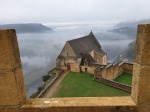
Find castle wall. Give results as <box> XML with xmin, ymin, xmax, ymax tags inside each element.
<box><xmin>102</xmin><ymin>55</ymin><xmax>107</xmax><ymax>65</ymax></box>
<box><xmin>123</xmin><ymin>63</ymin><xmax>133</xmax><ymax>74</ymax></box>
<box><xmin>131</xmin><ymin>24</ymin><xmax>150</xmax><ymax>105</ymax></box>
<box><xmin>80</xmin><ymin>66</ymin><xmax>95</xmax><ymax>74</ymax></box>
<box><xmin>57</xmin><ymin>57</ymin><xmax>82</xmax><ymax>72</ymax></box>
<box><xmin>87</xmin><ymin>67</ymin><xmax>95</xmax><ymax>74</ymax></box>
<box><xmin>95</xmin><ymin>62</ymin><xmax>133</xmax><ymax>80</ymax></box>
<box><xmin>0</xmin><ymin>29</ymin><xmax>26</xmax><ymax>106</ymax></box>
<box><xmin>70</xmin><ymin>63</ymin><xmax>80</xmax><ymax>72</ymax></box>
<box><xmin>105</xmin><ymin>65</ymin><xmax>113</xmax><ymax>80</ymax></box>
<box><xmin>95</xmin><ymin>78</ymin><xmax>131</xmax><ymax>92</ymax></box>
<box><xmin>113</xmin><ymin>63</ymin><xmax>120</xmax><ymax>79</ymax></box>
<box><xmin>101</xmin><ymin>67</ymin><xmax>107</xmax><ymax>78</ymax></box>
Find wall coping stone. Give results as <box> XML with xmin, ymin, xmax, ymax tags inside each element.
<box><xmin>22</xmin><ymin>97</ymin><xmax>136</xmax><ymax>108</ymax></box>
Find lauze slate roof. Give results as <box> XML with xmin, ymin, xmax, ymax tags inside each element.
<box><xmin>80</xmin><ymin>52</ymin><xmax>97</xmax><ymax>65</ymax></box>
<box><xmin>67</xmin><ymin>31</ymin><xmax>106</xmax><ymax>57</ymax></box>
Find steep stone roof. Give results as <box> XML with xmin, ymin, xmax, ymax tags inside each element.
<box><xmin>80</xmin><ymin>52</ymin><xmax>96</xmax><ymax>65</ymax></box>
<box><xmin>67</xmin><ymin>31</ymin><xmax>106</xmax><ymax>57</ymax></box>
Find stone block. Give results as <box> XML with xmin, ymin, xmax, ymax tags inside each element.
<box><xmin>0</xmin><ymin>29</ymin><xmax>21</xmax><ymax>69</ymax></box>
<box><xmin>0</xmin><ymin>29</ymin><xmax>26</xmax><ymax>106</ymax></box>
<box><xmin>102</xmin><ymin>68</ymin><xmax>106</xmax><ymax>78</ymax></box>
<box><xmin>113</xmin><ymin>64</ymin><xmax>119</xmax><ymax>79</ymax></box>
<box><xmin>135</xmin><ymin>24</ymin><xmax>150</xmax><ymax>66</ymax></box>
<box><xmin>0</xmin><ymin>68</ymin><xmax>26</xmax><ymax>106</ymax></box>
<box><xmin>131</xmin><ymin>63</ymin><xmax>150</xmax><ymax>105</ymax></box>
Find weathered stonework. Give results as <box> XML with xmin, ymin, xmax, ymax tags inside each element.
<box><xmin>0</xmin><ymin>29</ymin><xmax>26</xmax><ymax>106</ymax></box>
<box><xmin>59</xmin><ymin>42</ymin><xmax>76</xmax><ymax>57</ymax></box>
<box><xmin>80</xmin><ymin>66</ymin><xmax>95</xmax><ymax>74</ymax></box>
<box><xmin>56</xmin><ymin>32</ymin><xmax>107</xmax><ymax>74</ymax></box>
<box><xmin>131</xmin><ymin>24</ymin><xmax>150</xmax><ymax>105</ymax></box>
<box><xmin>70</xmin><ymin>63</ymin><xmax>80</xmax><ymax>72</ymax></box>
<box><xmin>95</xmin><ymin>62</ymin><xmax>133</xmax><ymax>80</ymax></box>
<box><xmin>135</xmin><ymin>24</ymin><xmax>150</xmax><ymax>66</ymax></box>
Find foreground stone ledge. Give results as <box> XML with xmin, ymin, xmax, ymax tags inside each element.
<box><xmin>22</xmin><ymin>97</ymin><xmax>136</xmax><ymax>108</ymax></box>
<box><xmin>1</xmin><ymin>97</ymin><xmax>150</xmax><ymax>112</ymax></box>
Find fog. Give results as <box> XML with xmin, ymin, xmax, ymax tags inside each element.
<box><xmin>1</xmin><ymin>0</ymin><xmax>150</xmax><ymax>24</ymax></box>
<box><xmin>17</xmin><ymin>23</ymin><xmax>135</xmax><ymax>97</ymax></box>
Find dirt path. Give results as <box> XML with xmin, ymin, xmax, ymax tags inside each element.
<box><xmin>42</xmin><ymin>71</ymin><xmax>69</xmax><ymax>98</ymax></box>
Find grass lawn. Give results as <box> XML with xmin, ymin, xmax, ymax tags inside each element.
<box><xmin>53</xmin><ymin>72</ymin><xmax>130</xmax><ymax>97</ymax></box>
<box><xmin>114</xmin><ymin>73</ymin><xmax>132</xmax><ymax>86</ymax></box>
<box><xmin>51</xmin><ymin>68</ymin><xmax>56</xmax><ymax>74</ymax></box>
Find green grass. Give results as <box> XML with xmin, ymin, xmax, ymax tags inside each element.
<box><xmin>51</xmin><ymin>68</ymin><xmax>56</xmax><ymax>74</ymax></box>
<box><xmin>114</xmin><ymin>73</ymin><xmax>132</xmax><ymax>86</ymax></box>
<box><xmin>53</xmin><ymin>72</ymin><xmax>130</xmax><ymax>97</ymax></box>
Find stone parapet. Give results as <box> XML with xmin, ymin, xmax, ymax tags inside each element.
<box><xmin>0</xmin><ymin>29</ymin><xmax>26</xmax><ymax>106</ymax></box>
<box><xmin>135</xmin><ymin>24</ymin><xmax>150</xmax><ymax>66</ymax></box>
<box><xmin>131</xmin><ymin>24</ymin><xmax>150</xmax><ymax>105</ymax></box>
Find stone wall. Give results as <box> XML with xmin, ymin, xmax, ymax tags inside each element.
<box><xmin>92</xmin><ymin>50</ymin><xmax>107</xmax><ymax>65</ymax></box>
<box><xmin>57</xmin><ymin>56</ymin><xmax>81</xmax><ymax>72</ymax></box>
<box><xmin>95</xmin><ymin>78</ymin><xmax>131</xmax><ymax>92</ymax></box>
<box><xmin>80</xmin><ymin>65</ymin><xmax>95</xmax><ymax>74</ymax></box>
<box><xmin>0</xmin><ymin>29</ymin><xmax>26</xmax><ymax>106</ymax></box>
<box><xmin>131</xmin><ymin>24</ymin><xmax>150</xmax><ymax>105</ymax></box>
<box><xmin>95</xmin><ymin>62</ymin><xmax>133</xmax><ymax>80</ymax></box>
<box><xmin>70</xmin><ymin>63</ymin><xmax>80</xmax><ymax>72</ymax></box>
<box><xmin>59</xmin><ymin>42</ymin><xmax>76</xmax><ymax>57</ymax></box>
<box><xmin>37</xmin><ymin>70</ymin><xmax>64</xmax><ymax>98</ymax></box>
<box><xmin>56</xmin><ymin>68</ymin><xmax>63</xmax><ymax>75</ymax></box>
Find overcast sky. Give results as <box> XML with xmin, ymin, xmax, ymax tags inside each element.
<box><xmin>0</xmin><ymin>0</ymin><xmax>150</xmax><ymax>24</ymax></box>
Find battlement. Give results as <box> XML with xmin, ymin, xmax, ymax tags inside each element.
<box><xmin>1</xmin><ymin>24</ymin><xmax>150</xmax><ymax>112</ymax></box>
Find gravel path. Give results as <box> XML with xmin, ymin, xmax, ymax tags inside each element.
<box><xmin>42</xmin><ymin>71</ymin><xmax>69</xmax><ymax>98</ymax></box>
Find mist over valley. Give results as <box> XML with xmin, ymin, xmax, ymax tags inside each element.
<box><xmin>6</xmin><ymin>20</ymin><xmax>144</xmax><ymax>97</ymax></box>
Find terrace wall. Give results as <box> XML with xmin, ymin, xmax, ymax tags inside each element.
<box><xmin>95</xmin><ymin>78</ymin><xmax>131</xmax><ymax>92</ymax></box>
<box><xmin>95</xmin><ymin>62</ymin><xmax>133</xmax><ymax>80</ymax></box>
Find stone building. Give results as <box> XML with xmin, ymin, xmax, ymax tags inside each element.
<box><xmin>56</xmin><ymin>31</ymin><xmax>107</xmax><ymax>74</ymax></box>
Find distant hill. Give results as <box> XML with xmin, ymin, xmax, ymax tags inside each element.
<box><xmin>109</xmin><ymin>26</ymin><xmax>137</xmax><ymax>38</ymax></box>
<box><xmin>115</xmin><ymin>40</ymin><xmax>136</xmax><ymax>62</ymax></box>
<box><xmin>0</xmin><ymin>23</ymin><xmax>52</xmax><ymax>33</ymax></box>
<box><xmin>109</xmin><ymin>19</ymin><xmax>150</xmax><ymax>38</ymax></box>
<box><xmin>111</xmin><ymin>19</ymin><xmax>150</xmax><ymax>62</ymax></box>
<box><xmin>115</xmin><ymin>19</ymin><xmax>150</xmax><ymax>27</ymax></box>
